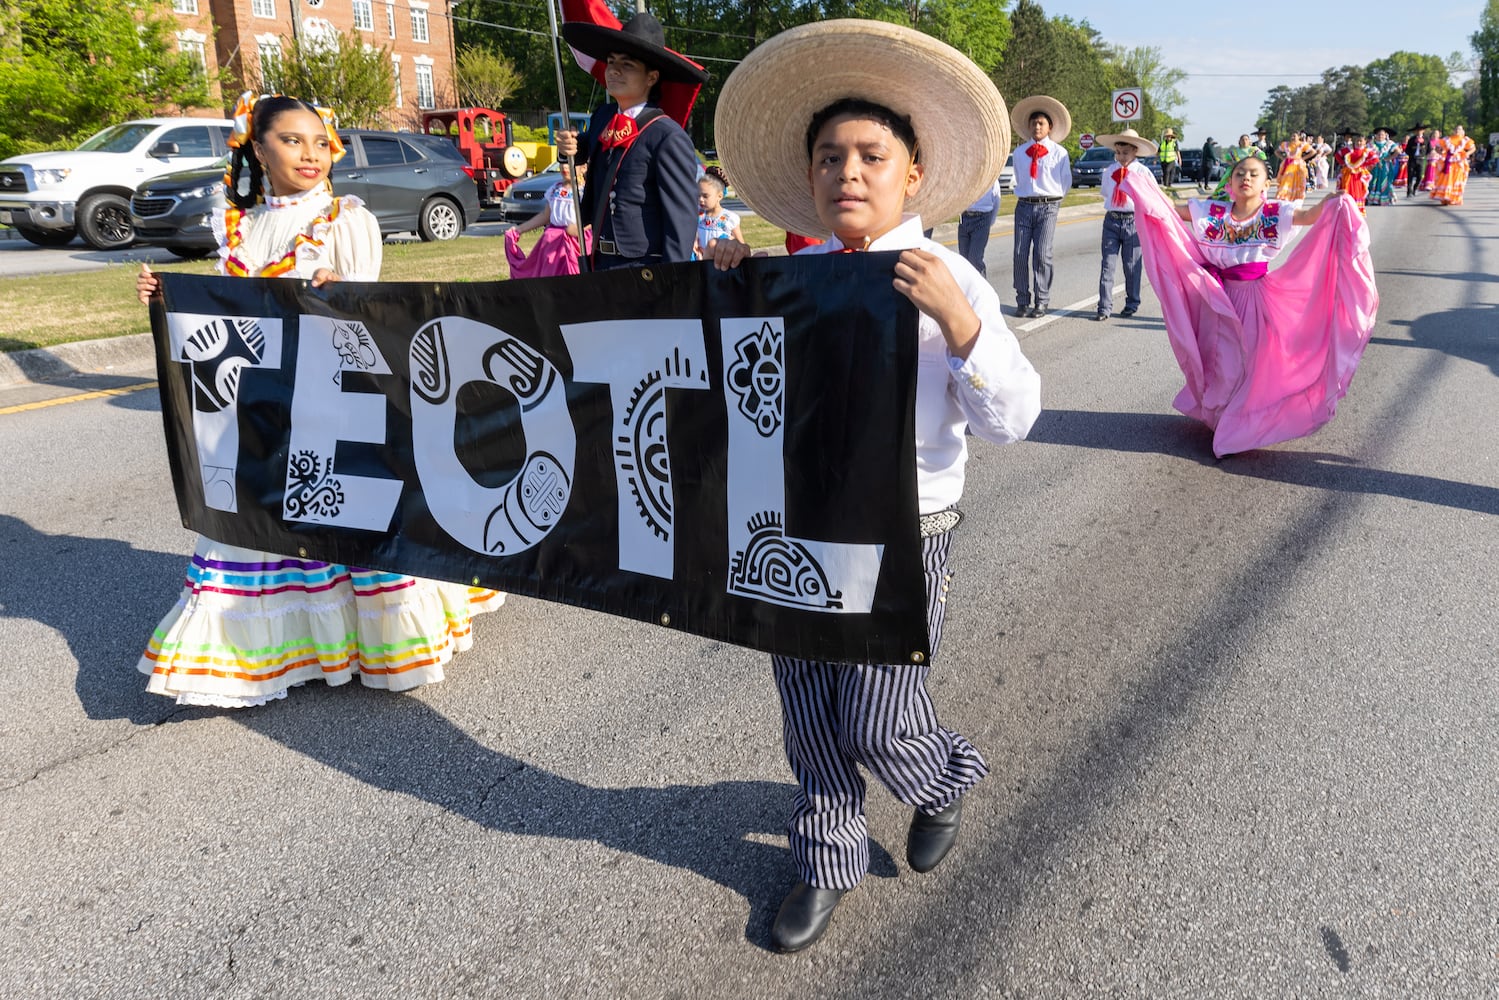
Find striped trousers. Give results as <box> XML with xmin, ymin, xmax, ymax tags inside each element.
<box><xmin>771</xmin><ymin>527</ymin><xmax>989</xmax><ymax>889</ymax></box>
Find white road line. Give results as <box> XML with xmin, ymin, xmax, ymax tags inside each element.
<box><xmin>1014</xmin><ymin>283</ymin><xmax>1124</xmax><ymax>335</ymax></box>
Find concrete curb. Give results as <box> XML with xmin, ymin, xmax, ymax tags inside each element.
<box><xmin>0</xmin><ymin>199</ymin><xmax>1115</xmax><ymax>391</ymax></box>
<box><xmin>0</xmin><ymin>332</ymin><xmax>154</xmax><ymax>388</ymax></box>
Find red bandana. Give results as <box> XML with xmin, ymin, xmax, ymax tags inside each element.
<box><xmin>1111</xmin><ymin>167</ymin><xmax>1128</xmax><ymax>207</ymax></box>
<box><xmin>598</xmin><ymin>114</ymin><xmax>641</xmax><ymax>151</ymax></box>
<box><xmin>1027</xmin><ymin>142</ymin><xmax>1049</xmax><ymax>178</ymax></box>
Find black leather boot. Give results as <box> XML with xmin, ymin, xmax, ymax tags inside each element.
<box><xmin>770</xmin><ymin>882</ymin><xmax>847</xmax><ymax>953</ymax></box>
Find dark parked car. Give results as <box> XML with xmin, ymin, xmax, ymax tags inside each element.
<box><xmin>498</xmin><ymin>161</ymin><xmax>564</xmax><ymax>224</ymax></box>
<box><xmin>1072</xmin><ymin>146</ymin><xmax>1166</xmax><ymax>187</ymax></box>
<box><xmin>131</xmin><ymin>129</ymin><xmax>482</xmax><ymax>256</ymax></box>
<box><xmin>1179</xmin><ymin>148</ymin><xmax>1224</xmax><ymax>183</ymax></box>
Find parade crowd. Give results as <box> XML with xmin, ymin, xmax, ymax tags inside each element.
<box><xmin>128</xmin><ymin>7</ymin><xmax>1481</xmax><ymax>956</ymax></box>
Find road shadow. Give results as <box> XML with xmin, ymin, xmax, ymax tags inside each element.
<box><xmin>234</xmin><ymin>684</ymin><xmax>871</xmax><ymax>950</ymax></box>
<box><xmin>1027</xmin><ymin>409</ymin><xmax>1499</xmax><ymax>515</ymax></box>
<box><xmin>0</xmin><ymin>514</ymin><xmax>185</xmax><ymax>724</ymax></box>
<box><xmin>1370</xmin><ymin>303</ymin><xmax>1499</xmax><ymax>378</ymax></box>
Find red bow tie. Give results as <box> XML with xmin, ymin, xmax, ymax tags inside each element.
<box><xmin>598</xmin><ymin>113</ymin><xmax>640</xmax><ymax>151</ymax></box>
<box><xmin>1026</xmin><ymin>142</ymin><xmax>1048</xmax><ymax>178</ymax></box>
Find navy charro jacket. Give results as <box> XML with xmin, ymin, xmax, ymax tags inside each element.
<box><xmin>578</xmin><ymin>102</ymin><xmax>700</xmax><ymax>262</ymax></box>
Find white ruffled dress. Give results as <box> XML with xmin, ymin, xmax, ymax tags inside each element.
<box><xmin>139</xmin><ymin>187</ymin><xmax>504</xmax><ymax>708</ymax></box>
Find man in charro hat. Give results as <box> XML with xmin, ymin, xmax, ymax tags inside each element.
<box><xmin>1092</xmin><ymin>127</ymin><xmax>1157</xmax><ymax>321</ymax></box>
<box><xmin>555</xmin><ymin>11</ymin><xmax>708</xmax><ymax>269</ymax></box>
<box><xmin>1010</xmin><ymin>95</ymin><xmax>1072</xmax><ymax>318</ymax></box>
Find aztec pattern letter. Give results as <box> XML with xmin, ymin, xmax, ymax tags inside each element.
<box><xmin>721</xmin><ymin>317</ymin><xmax>883</xmax><ymax>612</ymax></box>
<box><xmin>560</xmin><ymin>319</ymin><xmax>711</xmax><ymax>579</ymax></box>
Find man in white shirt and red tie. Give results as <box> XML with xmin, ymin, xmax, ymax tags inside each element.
<box><xmin>1092</xmin><ymin>127</ymin><xmax>1157</xmax><ymax>321</ymax></box>
<box><xmin>1010</xmin><ymin>96</ymin><xmax>1072</xmax><ymax>318</ymax></box>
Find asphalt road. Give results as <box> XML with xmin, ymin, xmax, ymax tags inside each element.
<box><xmin>1</xmin><ymin>181</ymin><xmax>1496</xmax><ymax>999</ymax></box>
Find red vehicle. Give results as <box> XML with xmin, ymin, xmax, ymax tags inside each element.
<box><xmin>420</xmin><ymin>107</ymin><xmax>529</xmax><ymax>207</ymax></box>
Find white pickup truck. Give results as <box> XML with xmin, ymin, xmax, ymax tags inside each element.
<box><xmin>0</xmin><ymin>117</ymin><xmax>232</xmax><ymax>250</ymax></box>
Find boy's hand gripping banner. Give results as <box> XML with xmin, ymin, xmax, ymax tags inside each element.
<box><xmin>150</xmin><ymin>256</ymin><xmax>930</xmax><ymax>665</ymax></box>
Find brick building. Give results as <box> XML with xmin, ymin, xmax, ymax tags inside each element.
<box><xmin>165</xmin><ymin>0</ymin><xmax>456</xmax><ymax>127</ymax></box>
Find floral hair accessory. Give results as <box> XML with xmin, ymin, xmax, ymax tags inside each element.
<box><xmin>228</xmin><ymin>90</ymin><xmax>258</xmax><ymax>150</ymax></box>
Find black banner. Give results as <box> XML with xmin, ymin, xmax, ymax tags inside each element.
<box><xmin>150</xmin><ymin>256</ymin><xmax>930</xmax><ymax>665</ymax></box>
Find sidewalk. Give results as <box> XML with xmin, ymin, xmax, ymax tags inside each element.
<box><xmin>0</xmin><ymin>199</ymin><xmax>1112</xmax><ymax>390</ymax></box>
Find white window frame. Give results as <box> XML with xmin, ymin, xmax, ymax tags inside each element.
<box><xmin>409</xmin><ymin>1</ymin><xmax>429</xmax><ymax>44</ymax></box>
<box><xmin>172</xmin><ymin>0</ymin><xmax>198</xmax><ymax>14</ymax></box>
<box><xmin>176</xmin><ymin>29</ymin><xmax>208</xmax><ymax>75</ymax></box>
<box><xmin>352</xmin><ymin>0</ymin><xmax>374</xmax><ymax>31</ymax></box>
<box><xmin>414</xmin><ymin>58</ymin><xmax>435</xmax><ymax>110</ymax></box>
<box><xmin>386</xmin><ymin>0</ymin><xmax>396</xmax><ymax>38</ymax></box>
<box><xmin>251</xmin><ymin>0</ymin><xmax>275</xmax><ymax>18</ymax></box>
<box><xmin>256</xmin><ymin>34</ymin><xmax>282</xmax><ymax>89</ymax></box>
<box><xmin>391</xmin><ymin>54</ymin><xmax>403</xmax><ymax>108</ymax></box>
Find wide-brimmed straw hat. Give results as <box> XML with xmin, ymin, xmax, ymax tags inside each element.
<box><xmin>1010</xmin><ymin>95</ymin><xmax>1071</xmax><ymax>144</ymax></box>
<box><xmin>1093</xmin><ymin>127</ymin><xmax>1158</xmax><ymax>156</ymax></box>
<box><xmin>715</xmin><ymin>19</ymin><xmax>1009</xmax><ymax>239</ymax></box>
<box><xmin>561</xmin><ymin>11</ymin><xmax>708</xmax><ymax>85</ymax></box>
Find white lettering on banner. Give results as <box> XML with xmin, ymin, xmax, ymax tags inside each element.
<box><xmin>720</xmin><ymin>317</ymin><xmax>884</xmax><ymax>612</ymax></box>
<box><xmin>409</xmin><ymin>316</ymin><xmax>577</xmax><ymax>555</ymax></box>
<box><xmin>166</xmin><ymin>311</ymin><xmax>284</xmax><ymax>513</ymax></box>
<box><xmin>560</xmin><ymin>319</ymin><xmax>711</xmax><ymax>579</ymax></box>
<box><xmin>282</xmin><ymin>316</ymin><xmax>403</xmax><ymax>531</ymax></box>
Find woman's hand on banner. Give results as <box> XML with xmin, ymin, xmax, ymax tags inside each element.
<box><xmin>705</xmin><ymin>237</ymin><xmax>760</xmax><ymax>271</ymax></box>
<box><xmin>311</xmin><ymin>268</ymin><xmax>341</xmax><ymax>288</ymax></box>
<box><xmin>137</xmin><ymin>263</ymin><xmax>161</xmax><ymax>304</ymax></box>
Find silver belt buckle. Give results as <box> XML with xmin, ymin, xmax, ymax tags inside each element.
<box><xmin>918</xmin><ymin>509</ymin><xmax>963</xmax><ymax>538</ymax></box>
<box><xmin>598</xmin><ymin>239</ymin><xmax>617</xmax><ymax>255</ymax></box>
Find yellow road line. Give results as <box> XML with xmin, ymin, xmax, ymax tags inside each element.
<box><xmin>0</xmin><ymin>381</ymin><xmax>158</xmax><ymax>416</ymax></box>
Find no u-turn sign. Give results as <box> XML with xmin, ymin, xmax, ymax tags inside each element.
<box><xmin>1112</xmin><ymin>88</ymin><xmax>1143</xmax><ymax>122</ymax></box>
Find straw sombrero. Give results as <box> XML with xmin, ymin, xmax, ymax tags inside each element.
<box><xmin>561</xmin><ymin>11</ymin><xmax>708</xmax><ymax>85</ymax></box>
<box><xmin>1010</xmin><ymin>95</ymin><xmax>1071</xmax><ymax>144</ymax></box>
<box><xmin>1092</xmin><ymin>127</ymin><xmax>1157</xmax><ymax>156</ymax></box>
<box><xmin>715</xmin><ymin>19</ymin><xmax>1009</xmax><ymax>239</ymax></box>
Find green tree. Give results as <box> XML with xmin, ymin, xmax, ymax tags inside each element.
<box><xmin>1472</xmin><ymin>0</ymin><xmax>1499</xmax><ymax>136</ymax></box>
<box><xmin>455</xmin><ymin>45</ymin><xmax>524</xmax><ymax>111</ymax></box>
<box><xmin>851</xmin><ymin>0</ymin><xmax>1010</xmax><ymax>72</ymax></box>
<box><xmin>1363</xmin><ymin>52</ymin><xmax>1455</xmax><ymax>133</ymax></box>
<box><xmin>0</xmin><ymin>0</ymin><xmax>211</xmax><ymax>159</ymax></box>
<box><xmin>232</xmin><ymin>30</ymin><xmax>395</xmax><ymax>130</ymax></box>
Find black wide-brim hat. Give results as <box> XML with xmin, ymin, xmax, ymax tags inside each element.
<box><xmin>561</xmin><ymin>12</ymin><xmax>708</xmax><ymax>85</ymax></box>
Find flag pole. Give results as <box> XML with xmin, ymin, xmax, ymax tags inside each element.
<box><xmin>545</xmin><ymin>0</ymin><xmax>591</xmax><ymax>271</ymax></box>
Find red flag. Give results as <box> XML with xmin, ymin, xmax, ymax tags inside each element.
<box><xmin>558</xmin><ymin>0</ymin><xmax>702</xmax><ymax>129</ymax></box>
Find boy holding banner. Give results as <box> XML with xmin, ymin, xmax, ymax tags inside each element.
<box><xmin>710</xmin><ymin>20</ymin><xmax>1041</xmax><ymax>952</ymax></box>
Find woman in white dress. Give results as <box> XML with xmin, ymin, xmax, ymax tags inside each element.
<box><xmin>135</xmin><ymin>94</ymin><xmax>503</xmax><ymax>708</ymax></box>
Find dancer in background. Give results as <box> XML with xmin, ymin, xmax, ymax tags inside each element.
<box><xmin>1336</xmin><ymin>135</ymin><xmax>1379</xmax><ymax>214</ymax></box>
<box><xmin>1311</xmin><ymin>135</ymin><xmax>1331</xmax><ymax>190</ymax></box>
<box><xmin>505</xmin><ymin>161</ymin><xmax>588</xmax><ymax>277</ymax></box>
<box><xmin>1432</xmin><ymin>125</ymin><xmax>1477</xmax><ymax>206</ymax></box>
<box><xmin>135</xmin><ymin>94</ymin><xmax>503</xmax><ymax>708</ymax></box>
<box><xmin>1275</xmin><ymin>131</ymin><xmax>1310</xmax><ymax>204</ymax></box>
<box><xmin>1422</xmin><ymin>128</ymin><xmax>1443</xmax><ymax>190</ymax></box>
<box><xmin>1122</xmin><ymin>151</ymin><xmax>1378</xmax><ymax>458</ymax></box>
<box><xmin>1366</xmin><ymin>128</ymin><xmax>1399</xmax><ymax>206</ymax></box>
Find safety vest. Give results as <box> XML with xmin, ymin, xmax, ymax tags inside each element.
<box><xmin>1160</xmin><ymin>139</ymin><xmax>1179</xmax><ymax>163</ymax></box>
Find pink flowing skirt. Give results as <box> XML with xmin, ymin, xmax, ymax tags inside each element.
<box><xmin>505</xmin><ymin>226</ymin><xmax>588</xmax><ymax>279</ymax></box>
<box><xmin>1123</xmin><ymin>175</ymin><xmax>1380</xmax><ymax>457</ymax></box>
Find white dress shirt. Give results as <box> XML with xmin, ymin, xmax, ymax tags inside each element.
<box><xmin>1101</xmin><ymin>158</ymin><xmax>1154</xmax><ymax>213</ymax></box>
<box><xmin>798</xmin><ymin>215</ymin><xmax>1042</xmax><ymax>513</ymax></box>
<box><xmin>1012</xmin><ymin>138</ymin><xmax>1072</xmax><ymax>198</ymax></box>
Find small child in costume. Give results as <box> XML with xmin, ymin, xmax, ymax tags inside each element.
<box><xmin>692</xmin><ymin>164</ymin><xmax>743</xmax><ymax>259</ymax></box>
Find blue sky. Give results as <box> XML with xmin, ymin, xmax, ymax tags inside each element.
<box><xmin>1043</xmin><ymin>0</ymin><xmax>1485</xmax><ymax>142</ymax></box>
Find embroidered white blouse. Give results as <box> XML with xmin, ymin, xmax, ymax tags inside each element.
<box><xmin>212</xmin><ymin>186</ymin><xmax>383</xmax><ymax>281</ymax></box>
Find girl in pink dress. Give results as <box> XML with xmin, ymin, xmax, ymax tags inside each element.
<box><xmin>1122</xmin><ymin>152</ymin><xmax>1379</xmax><ymax>457</ymax></box>
<box><xmin>505</xmin><ymin>162</ymin><xmax>589</xmax><ymax>278</ymax></box>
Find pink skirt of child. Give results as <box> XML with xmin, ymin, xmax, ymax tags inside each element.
<box><xmin>505</xmin><ymin>226</ymin><xmax>588</xmax><ymax>279</ymax></box>
<box><xmin>1123</xmin><ymin>174</ymin><xmax>1379</xmax><ymax>458</ymax></box>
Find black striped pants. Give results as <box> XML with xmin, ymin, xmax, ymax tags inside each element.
<box><xmin>771</xmin><ymin>527</ymin><xmax>989</xmax><ymax>889</ymax></box>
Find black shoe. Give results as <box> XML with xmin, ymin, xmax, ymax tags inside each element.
<box><xmin>907</xmin><ymin>797</ymin><xmax>964</xmax><ymax>873</ymax></box>
<box><xmin>1032</xmin><ymin>306</ymin><xmax>1048</xmax><ymax>318</ymax></box>
<box><xmin>1119</xmin><ymin>307</ymin><xmax>1137</xmax><ymax>318</ymax></box>
<box><xmin>1094</xmin><ymin>310</ymin><xmax>1109</xmax><ymax>321</ymax></box>
<box><xmin>770</xmin><ymin>883</ymin><xmax>847</xmax><ymax>953</ymax></box>
<box><xmin>1016</xmin><ymin>304</ymin><xmax>1031</xmax><ymax>317</ymax></box>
